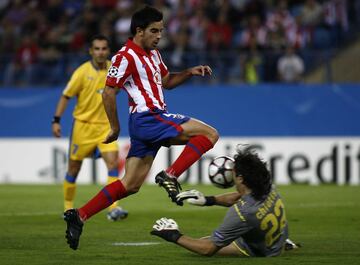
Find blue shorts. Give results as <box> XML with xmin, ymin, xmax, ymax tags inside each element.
<box><xmin>127</xmin><ymin>109</ymin><xmax>190</xmax><ymax>158</ymax></box>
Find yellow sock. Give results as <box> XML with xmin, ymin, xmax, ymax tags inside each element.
<box><xmin>107</xmin><ymin>176</ymin><xmax>119</xmax><ymax>211</ymax></box>
<box><xmin>63</xmin><ymin>180</ymin><xmax>76</xmax><ymax>211</ymax></box>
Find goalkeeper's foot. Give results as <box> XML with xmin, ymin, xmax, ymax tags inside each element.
<box><xmin>155</xmin><ymin>171</ymin><xmax>183</xmax><ymax>206</ymax></box>
<box><xmin>63</xmin><ymin>209</ymin><xmax>83</xmax><ymax>250</ymax></box>
<box><xmin>107</xmin><ymin>206</ymin><xmax>128</xmax><ymax>221</ymax></box>
<box><xmin>284</xmin><ymin>238</ymin><xmax>301</xmax><ymax>251</ymax></box>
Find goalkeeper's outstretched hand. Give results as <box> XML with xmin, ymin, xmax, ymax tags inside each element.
<box><xmin>150</xmin><ymin>217</ymin><xmax>183</xmax><ymax>243</ymax></box>
<box><xmin>176</xmin><ymin>189</ymin><xmax>206</xmax><ymax>206</ymax></box>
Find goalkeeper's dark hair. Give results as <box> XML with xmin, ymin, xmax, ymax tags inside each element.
<box><xmin>234</xmin><ymin>149</ymin><xmax>272</xmax><ymax>200</ymax></box>
<box><xmin>130</xmin><ymin>5</ymin><xmax>163</xmax><ymax>35</ymax></box>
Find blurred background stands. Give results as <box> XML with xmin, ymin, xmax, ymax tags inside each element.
<box><xmin>0</xmin><ymin>0</ymin><xmax>359</xmax><ymax>87</ymax></box>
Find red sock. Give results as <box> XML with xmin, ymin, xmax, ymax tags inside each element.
<box><xmin>78</xmin><ymin>180</ymin><xmax>127</xmax><ymax>221</ymax></box>
<box><xmin>166</xmin><ymin>135</ymin><xmax>213</xmax><ymax>178</ymax></box>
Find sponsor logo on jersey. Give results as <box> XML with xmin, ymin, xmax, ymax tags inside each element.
<box><xmin>154</xmin><ymin>70</ymin><xmax>162</xmax><ymax>85</ymax></box>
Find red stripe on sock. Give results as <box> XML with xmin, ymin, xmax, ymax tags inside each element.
<box><xmin>166</xmin><ymin>135</ymin><xmax>213</xmax><ymax>177</ymax></box>
<box><xmin>78</xmin><ymin>180</ymin><xmax>127</xmax><ymax>221</ymax></box>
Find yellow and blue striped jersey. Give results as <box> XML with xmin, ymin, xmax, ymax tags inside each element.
<box><xmin>63</xmin><ymin>60</ymin><xmax>111</xmax><ymax>123</ymax></box>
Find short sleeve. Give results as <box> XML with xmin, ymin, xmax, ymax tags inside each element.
<box><xmin>210</xmin><ymin>205</ymin><xmax>252</xmax><ymax>247</ymax></box>
<box><xmin>63</xmin><ymin>67</ymin><xmax>83</xmax><ymax>97</ymax></box>
<box><xmin>106</xmin><ymin>53</ymin><xmax>131</xmax><ymax>88</ymax></box>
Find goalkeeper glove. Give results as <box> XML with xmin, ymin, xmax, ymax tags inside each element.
<box><xmin>150</xmin><ymin>217</ymin><xmax>183</xmax><ymax>243</ymax></box>
<box><xmin>176</xmin><ymin>190</ymin><xmax>216</xmax><ymax>206</ymax></box>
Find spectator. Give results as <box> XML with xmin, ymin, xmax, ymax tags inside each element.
<box><xmin>36</xmin><ymin>29</ymin><xmax>63</xmax><ymax>85</ymax></box>
<box><xmin>240</xmin><ymin>15</ymin><xmax>267</xmax><ymax>49</ymax></box>
<box><xmin>169</xmin><ymin>18</ymin><xmax>191</xmax><ymax>70</ymax></box>
<box><xmin>267</xmin><ymin>26</ymin><xmax>287</xmax><ymax>51</ymax></box>
<box><xmin>152</xmin><ymin>0</ymin><xmax>172</xmax><ymax>49</ymax></box>
<box><xmin>266</xmin><ymin>0</ymin><xmax>296</xmax><ymax>38</ymax></box>
<box><xmin>206</xmin><ymin>11</ymin><xmax>233</xmax><ymax>82</ymax></box>
<box><xmin>206</xmin><ymin>11</ymin><xmax>232</xmax><ymax>50</ymax></box>
<box><xmin>265</xmin><ymin>0</ymin><xmax>296</xmax><ymax>82</ymax></box>
<box><xmin>323</xmin><ymin>0</ymin><xmax>349</xmax><ymax>31</ymax></box>
<box><xmin>277</xmin><ymin>45</ymin><xmax>305</xmax><ymax>83</ymax></box>
<box><xmin>3</xmin><ymin>35</ymin><xmax>39</xmax><ymax>86</ymax></box>
<box><xmin>244</xmin><ymin>0</ymin><xmax>266</xmax><ymax>22</ymax></box>
<box><xmin>0</xmin><ymin>17</ymin><xmax>18</xmax><ymax>55</ymax></box>
<box><xmin>188</xmin><ymin>7</ymin><xmax>209</xmax><ymax>51</ymax></box>
<box><xmin>287</xmin><ymin>15</ymin><xmax>311</xmax><ymax>50</ymax></box>
<box><xmin>44</xmin><ymin>0</ymin><xmax>65</xmax><ymax>27</ymax></box>
<box><xmin>299</xmin><ymin>0</ymin><xmax>324</xmax><ymax>28</ymax></box>
<box><xmin>114</xmin><ymin>1</ymin><xmax>134</xmax><ymax>45</ymax></box>
<box><xmin>0</xmin><ymin>0</ymin><xmax>357</xmax><ymax>86</ymax></box>
<box><xmin>241</xmin><ymin>36</ymin><xmax>263</xmax><ymax>84</ymax></box>
<box><xmin>3</xmin><ymin>0</ymin><xmax>28</xmax><ymax>33</ymax></box>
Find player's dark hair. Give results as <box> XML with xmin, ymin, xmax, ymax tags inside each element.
<box><xmin>234</xmin><ymin>150</ymin><xmax>272</xmax><ymax>200</ymax></box>
<box><xmin>130</xmin><ymin>5</ymin><xmax>163</xmax><ymax>36</ymax></box>
<box><xmin>90</xmin><ymin>34</ymin><xmax>110</xmax><ymax>48</ymax></box>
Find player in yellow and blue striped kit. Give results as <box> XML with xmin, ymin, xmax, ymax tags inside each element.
<box><xmin>52</xmin><ymin>35</ymin><xmax>128</xmax><ymax>221</ymax></box>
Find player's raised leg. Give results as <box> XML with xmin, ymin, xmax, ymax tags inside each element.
<box><xmin>64</xmin><ymin>155</ymin><xmax>154</xmax><ymax>250</ymax></box>
<box><xmin>156</xmin><ymin>118</ymin><xmax>219</xmax><ymax>204</ymax></box>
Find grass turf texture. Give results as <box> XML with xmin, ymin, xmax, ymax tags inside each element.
<box><xmin>0</xmin><ymin>184</ymin><xmax>359</xmax><ymax>265</ymax></box>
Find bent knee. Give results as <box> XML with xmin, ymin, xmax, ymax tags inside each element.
<box><xmin>206</xmin><ymin>128</ymin><xmax>219</xmax><ymax>145</ymax></box>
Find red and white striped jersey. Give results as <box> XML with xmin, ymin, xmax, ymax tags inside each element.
<box><xmin>106</xmin><ymin>38</ymin><xmax>169</xmax><ymax>113</ymax></box>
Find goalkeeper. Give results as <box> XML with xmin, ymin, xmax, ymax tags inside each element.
<box><xmin>151</xmin><ymin>149</ymin><xmax>299</xmax><ymax>257</ymax></box>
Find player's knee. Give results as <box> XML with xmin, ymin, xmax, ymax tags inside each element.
<box><xmin>68</xmin><ymin>160</ymin><xmax>82</xmax><ymax>176</ymax></box>
<box><xmin>206</xmin><ymin>128</ymin><xmax>219</xmax><ymax>145</ymax></box>
<box><xmin>67</xmin><ymin>168</ymin><xmax>80</xmax><ymax>177</ymax></box>
<box><xmin>107</xmin><ymin>164</ymin><xmax>118</xmax><ymax>173</ymax></box>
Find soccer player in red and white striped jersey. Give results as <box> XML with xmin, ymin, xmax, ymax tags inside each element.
<box><xmin>64</xmin><ymin>6</ymin><xmax>218</xmax><ymax>250</ymax></box>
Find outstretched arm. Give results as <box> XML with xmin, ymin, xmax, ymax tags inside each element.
<box><xmin>150</xmin><ymin>218</ymin><xmax>244</xmax><ymax>256</ymax></box>
<box><xmin>176</xmin><ymin>190</ymin><xmax>242</xmax><ymax>207</ymax></box>
<box><xmin>162</xmin><ymin>65</ymin><xmax>212</xmax><ymax>89</ymax></box>
<box><xmin>52</xmin><ymin>95</ymin><xmax>70</xmax><ymax>138</ymax></box>
<box><xmin>150</xmin><ymin>217</ymin><xmax>220</xmax><ymax>256</ymax></box>
<box><xmin>176</xmin><ymin>236</ymin><xmax>220</xmax><ymax>256</ymax></box>
<box><xmin>102</xmin><ymin>86</ymin><xmax>120</xmax><ymax>143</ymax></box>
<box><xmin>214</xmin><ymin>192</ymin><xmax>242</xmax><ymax>207</ymax></box>
<box><xmin>177</xmin><ymin>236</ymin><xmax>245</xmax><ymax>256</ymax></box>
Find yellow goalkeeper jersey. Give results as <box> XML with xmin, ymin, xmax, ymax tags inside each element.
<box><xmin>63</xmin><ymin>60</ymin><xmax>111</xmax><ymax>124</ymax></box>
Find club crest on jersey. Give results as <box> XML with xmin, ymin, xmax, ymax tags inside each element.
<box><xmin>154</xmin><ymin>70</ymin><xmax>161</xmax><ymax>85</ymax></box>
<box><xmin>108</xmin><ymin>66</ymin><xmax>119</xmax><ymax>77</ymax></box>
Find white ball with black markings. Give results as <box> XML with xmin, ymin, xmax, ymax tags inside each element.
<box><xmin>108</xmin><ymin>66</ymin><xmax>119</xmax><ymax>77</ymax></box>
<box><xmin>208</xmin><ymin>156</ymin><xmax>235</xmax><ymax>189</ymax></box>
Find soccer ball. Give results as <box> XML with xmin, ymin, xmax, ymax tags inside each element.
<box><xmin>208</xmin><ymin>156</ymin><xmax>235</xmax><ymax>189</ymax></box>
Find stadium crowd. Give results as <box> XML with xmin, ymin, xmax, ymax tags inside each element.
<box><xmin>0</xmin><ymin>0</ymin><xmax>359</xmax><ymax>86</ymax></box>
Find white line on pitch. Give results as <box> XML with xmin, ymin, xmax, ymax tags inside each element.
<box><xmin>111</xmin><ymin>242</ymin><xmax>161</xmax><ymax>246</ymax></box>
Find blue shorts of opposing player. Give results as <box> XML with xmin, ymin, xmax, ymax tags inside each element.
<box><xmin>127</xmin><ymin>109</ymin><xmax>190</xmax><ymax>158</ymax></box>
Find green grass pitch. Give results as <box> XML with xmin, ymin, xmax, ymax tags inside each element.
<box><xmin>0</xmin><ymin>184</ymin><xmax>359</xmax><ymax>265</ymax></box>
